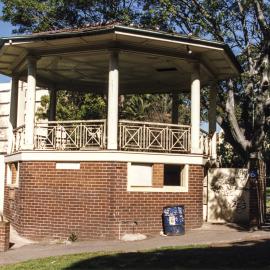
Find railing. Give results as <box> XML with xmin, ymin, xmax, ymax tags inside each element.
<box><xmin>200</xmin><ymin>129</ymin><xmax>210</xmax><ymax>155</ymax></box>
<box><xmin>34</xmin><ymin>120</ymin><xmax>106</xmax><ymax>150</ymax></box>
<box><xmin>12</xmin><ymin>120</ymin><xmax>211</xmax><ymax>156</ymax></box>
<box><xmin>13</xmin><ymin>125</ymin><xmax>25</xmax><ymax>152</ymax></box>
<box><xmin>119</xmin><ymin>120</ymin><xmax>191</xmax><ymax>153</ymax></box>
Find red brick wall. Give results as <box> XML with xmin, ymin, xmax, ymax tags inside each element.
<box><xmin>152</xmin><ymin>164</ymin><xmax>164</xmax><ymax>187</ymax></box>
<box><xmin>4</xmin><ymin>161</ymin><xmax>204</xmax><ymax>240</ymax></box>
<box><xmin>0</xmin><ymin>221</ymin><xmax>10</xmax><ymax>252</ymax></box>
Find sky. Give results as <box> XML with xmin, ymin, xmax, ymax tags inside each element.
<box><xmin>0</xmin><ymin>3</ymin><xmax>14</xmax><ymax>83</ymax></box>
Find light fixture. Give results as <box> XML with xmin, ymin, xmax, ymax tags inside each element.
<box><xmin>186</xmin><ymin>45</ymin><xmax>192</xmax><ymax>54</ymax></box>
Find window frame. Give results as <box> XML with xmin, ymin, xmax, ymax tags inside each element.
<box><xmin>127</xmin><ymin>162</ymin><xmax>188</xmax><ymax>192</ymax></box>
<box><xmin>6</xmin><ymin>162</ymin><xmax>19</xmax><ymax>188</ymax></box>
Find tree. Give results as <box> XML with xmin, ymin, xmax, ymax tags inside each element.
<box><xmin>143</xmin><ymin>0</ymin><xmax>270</xmax><ymax>165</ymax></box>
<box><xmin>36</xmin><ymin>90</ymin><xmax>106</xmax><ymax>121</ymax></box>
<box><xmin>120</xmin><ymin>94</ymin><xmax>190</xmax><ymax>123</ymax></box>
<box><xmin>0</xmin><ymin>0</ymin><xmax>142</xmax><ymax>33</ymax></box>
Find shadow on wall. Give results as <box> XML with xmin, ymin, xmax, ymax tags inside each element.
<box><xmin>63</xmin><ymin>238</ymin><xmax>270</xmax><ymax>269</ymax></box>
<box><xmin>207</xmin><ymin>168</ymin><xmax>249</xmax><ymax>224</ymax></box>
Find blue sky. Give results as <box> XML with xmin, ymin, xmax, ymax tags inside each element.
<box><xmin>0</xmin><ymin>3</ymin><xmax>14</xmax><ymax>83</ymax></box>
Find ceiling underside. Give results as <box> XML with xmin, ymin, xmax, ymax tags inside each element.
<box><xmin>0</xmin><ymin>30</ymin><xmax>240</xmax><ymax>94</ymax></box>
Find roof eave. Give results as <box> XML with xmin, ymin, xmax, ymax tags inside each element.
<box><xmin>0</xmin><ymin>24</ymin><xmax>243</xmax><ymax>75</ymax></box>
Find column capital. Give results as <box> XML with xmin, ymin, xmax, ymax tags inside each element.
<box><xmin>11</xmin><ymin>73</ymin><xmax>19</xmax><ymax>80</ymax></box>
<box><xmin>190</xmin><ymin>62</ymin><xmax>200</xmax><ymax>73</ymax></box>
<box><xmin>109</xmin><ymin>49</ymin><xmax>119</xmax><ymax>57</ymax></box>
<box><xmin>26</xmin><ymin>55</ymin><xmax>38</xmax><ymax>65</ymax></box>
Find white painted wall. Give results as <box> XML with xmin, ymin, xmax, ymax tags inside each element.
<box><xmin>0</xmin><ymin>81</ymin><xmax>48</xmax><ymax>213</ymax></box>
<box><xmin>207</xmin><ymin>168</ymin><xmax>249</xmax><ymax>223</ymax></box>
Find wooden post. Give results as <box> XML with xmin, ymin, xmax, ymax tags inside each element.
<box><xmin>191</xmin><ymin>63</ymin><xmax>201</xmax><ymax>153</ymax></box>
<box><xmin>24</xmin><ymin>56</ymin><xmax>37</xmax><ymax>149</ymax></box>
<box><xmin>107</xmin><ymin>51</ymin><xmax>119</xmax><ymax>150</ymax></box>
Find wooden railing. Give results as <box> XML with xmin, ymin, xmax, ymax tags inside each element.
<box><xmin>119</xmin><ymin>120</ymin><xmax>191</xmax><ymax>153</ymax></box>
<box><xmin>200</xmin><ymin>129</ymin><xmax>210</xmax><ymax>155</ymax></box>
<box><xmin>34</xmin><ymin>120</ymin><xmax>106</xmax><ymax>150</ymax></box>
<box><xmin>13</xmin><ymin>125</ymin><xmax>25</xmax><ymax>152</ymax></box>
<box><xmin>12</xmin><ymin>120</ymin><xmax>211</xmax><ymax>155</ymax></box>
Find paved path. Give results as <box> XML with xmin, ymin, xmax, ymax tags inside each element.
<box><xmin>1</xmin><ymin>223</ymin><xmax>270</xmax><ymax>266</ymax></box>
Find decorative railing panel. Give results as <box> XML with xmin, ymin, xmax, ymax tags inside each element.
<box><xmin>34</xmin><ymin>120</ymin><xmax>106</xmax><ymax>150</ymax></box>
<box><xmin>119</xmin><ymin>120</ymin><xmax>191</xmax><ymax>153</ymax></box>
<box><xmin>12</xmin><ymin>120</ymin><xmax>210</xmax><ymax>156</ymax></box>
<box><xmin>200</xmin><ymin>129</ymin><xmax>210</xmax><ymax>155</ymax></box>
<box><xmin>13</xmin><ymin>125</ymin><xmax>25</xmax><ymax>152</ymax></box>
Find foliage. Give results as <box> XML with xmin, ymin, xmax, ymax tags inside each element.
<box><xmin>0</xmin><ymin>0</ymin><xmax>142</xmax><ymax>33</ymax></box>
<box><xmin>68</xmin><ymin>232</ymin><xmax>78</xmax><ymax>242</ymax></box>
<box><xmin>217</xmin><ymin>133</ymin><xmax>245</xmax><ymax>168</ymax></box>
<box><xmin>120</xmin><ymin>94</ymin><xmax>190</xmax><ymax>124</ymax></box>
<box><xmin>36</xmin><ymin>90</ymin><xmax>106</xmax><ymax>121</ymax></box>
<box><xmin>36</xmin><ymin>95</ymin><xmax>49</xmax><ymax>120</ymax></box>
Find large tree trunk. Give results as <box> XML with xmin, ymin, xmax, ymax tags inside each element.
<box><xmin>248</xmin><ymin>155</ymin><xmax>266</xmax><ymax>227</ymax></box>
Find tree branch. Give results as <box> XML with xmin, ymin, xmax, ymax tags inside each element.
<box><xmin>224</xmin><ymin>80</ymin><xmax>251</xmax><ymax>152</ymax></box>
<box><xmin>253</xmin><ymin>0</ymin><xmax>270</xmax><ymax>38</ymax></box>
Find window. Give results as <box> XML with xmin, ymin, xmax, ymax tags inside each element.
<box><xmin>127</xmin><ymin>162</ymin><xmax>189</xmax><ymax>192</ymax></box>
<box><xmin>164</xmin><ymin>164</ymin><xmax>187</xmax><ymax>186</ymax></box>
<box><xmin>7</xmin><ymin>162</ymin><xmax>19</xmax><ymax>187</ymax></box>
<box><xmin>128</xmin><ymin>163</ymin><xmax>153</xmax><ymax>187</ymax></box>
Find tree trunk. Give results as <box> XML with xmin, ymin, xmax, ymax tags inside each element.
<box><xmin>248</xmin><ymin>154</ymin><xmax>266</xmax><ymax>227</ymax></box>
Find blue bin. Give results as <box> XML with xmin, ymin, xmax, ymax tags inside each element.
<box><xmin>162</xmin><ymin>205</ymin><xmax>185</xmax><ymax>236</ymax></box>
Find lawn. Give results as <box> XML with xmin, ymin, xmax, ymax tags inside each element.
<box><xmin>2</xmin><ymin>240</ymin><xmax>270</xmax><ymax>270</ymax></box>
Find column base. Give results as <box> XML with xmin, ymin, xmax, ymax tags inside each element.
<box><xmin>21</xmin><ymin>144</ymin><xmax>34</xmax><ymax>150</ymax></box>
<box><xmin>191</xmin><ymin>148</ymin><xmax>203</xmax><ymax>154</ymax></box>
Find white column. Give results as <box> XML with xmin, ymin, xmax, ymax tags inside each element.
<box><xmin>49</xmin><ymin>89</ymin><xmax>57</xmax><ymax>121</ymax></box>
<box><xmin>172</xmin><ymin>93</ymin><xmax>179</xmax><ymax>124</ymax></box>
<box><xmin>9</xmin><ymin>76</ymin><xmax>19</xmax><ymax>129</ymax></box>
<box><xmin>191</xmin><ymin>63</ymin><xmax>201</xmax><ymax>154</ymax></box>
<box><xmin>17</xmin><ymin>81</ymin><xmax>26</xmax><ymax>127</ymax></box>
<box><xmin>107</xmin><ymin>51</ymin><xmax>119</xmax><ymax>150</ymax></box>
<box><xmin>209</xmin><ymin>82</ymin><xmax>217</xmax><ymax>160</ymax></box>
<box><xmin>24</xmin><ymin>57</ymin><xmax>37</xmax><ymax>149</ymax></box>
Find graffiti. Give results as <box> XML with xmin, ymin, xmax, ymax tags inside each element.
<box><xmin>230</xmin><ymin>198</ymin><xmax>247</xmax><ymax>213</ymax></box>
<box><xmin>207</xmin><ymin>168</ymin><xmax>249</xmax><ymax>223</ymax></box>
<box><xmin>210</xmin><ymin>173</ymin><xmax>236</xmax><ymax>196</ymax></box>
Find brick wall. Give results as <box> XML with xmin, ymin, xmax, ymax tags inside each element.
<box><xmin>4</xmin><ymin>161</ymin><xmax>204</xmax><ymax>240</ymax></box>
<box><xmin>152</xmin><ymin>164</ymin><xmax>164</xmax><ymax>187</ymax></box>
<box><xmin>0</xmin><ymin>221</ymin><xmax>10</xmax><ymax>252</ymax></box>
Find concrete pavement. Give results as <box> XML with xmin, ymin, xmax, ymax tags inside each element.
<box><xmin>1</xmin><ymin>223</ymin><xmax>270</xmax><ymax>266</ymax></box>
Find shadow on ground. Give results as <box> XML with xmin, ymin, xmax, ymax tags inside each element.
<box><xmin>64</xmin><ymin>238</ymin><xmax>270</xmax><ymax>270</ymax></box>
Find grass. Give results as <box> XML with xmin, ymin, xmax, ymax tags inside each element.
<box><xmin>2</xmin><ymin>241</ymin><xmax>270</xmax><ymax>270</ymax></box>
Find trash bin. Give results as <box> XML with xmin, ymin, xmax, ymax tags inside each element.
<box><xmin>162</xmin><ymin>205</ymin><xmax>185</xmax><ymax>236</ymax></box>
